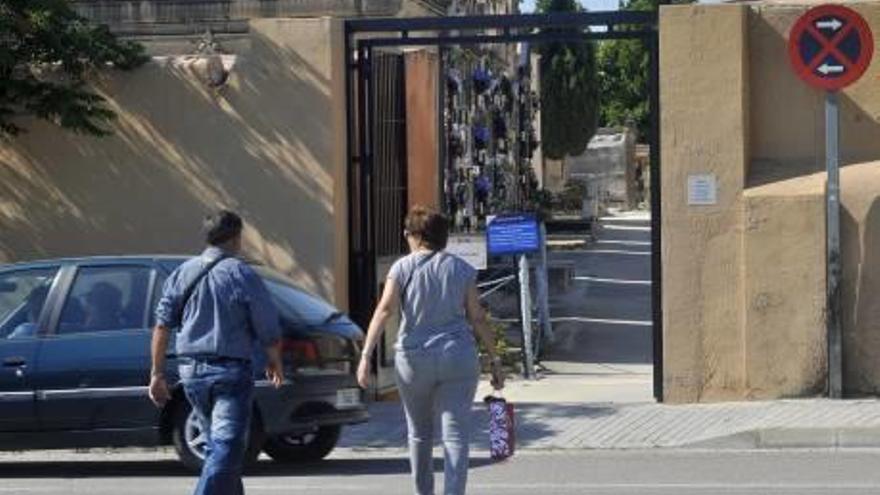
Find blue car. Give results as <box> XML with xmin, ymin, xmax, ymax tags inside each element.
<box><xmin>0</xmin><ymin>256</ymin><xmax>367</xmax><ymax>470</ymax></box>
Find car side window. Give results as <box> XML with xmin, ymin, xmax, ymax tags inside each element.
<box><xmin>0</xmin><ymin>268</ymin><xmax>59</xmax><ymax>339</ymax></box>
<box><xmin>57</xmin><ymin>266</ymin><xmax>152</xmax><ymax>335</ymax></box>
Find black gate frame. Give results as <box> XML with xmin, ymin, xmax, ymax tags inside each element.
<box><xmin>345</xmin><ymin>11</ymin><xmax>664</xmax><ymax>401</ymax></box>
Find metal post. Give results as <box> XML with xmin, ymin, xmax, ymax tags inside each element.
<box><xmin>519</xmin><ymin>254</ymin><xmax>535</xmax><ymax>379</ymax></box>
<box><xmin>826</xmin><ymin>91</ymin><xmax>843</xmax><ymax>399</ymax></box>
<box><xmin>648</xmin><ymin>33</ymin><xmax>664</xmax><ymax>402</ymax></box>
<box><xmin>536</xmin><ymin>222</ymin><xmax>554</xmax><ymax>347</ymax></box>
<box><xmin>345</xmin><ymin>26</ymin><xmax>358</xmax><ymax>325</ymax></box>
<box><xmin>354</xmin><ymin>45</ymin><xmax>370</xmax><ymax>328</ymax></box>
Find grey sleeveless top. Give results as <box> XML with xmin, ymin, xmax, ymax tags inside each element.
<box><xmin>388</xmin><ymin>251</ymin><xmax>478</xmax><ymax>351</ymax></box>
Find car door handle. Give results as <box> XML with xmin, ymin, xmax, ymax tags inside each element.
<box><xmin>2</xmin><ymin>357</ymin><xmax>26</xmax><ymax>368</ymax></box>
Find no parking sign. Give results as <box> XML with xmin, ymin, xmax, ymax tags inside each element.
<box><xmin>788</xmin><ymin>4</ymin><xmax>873</xmax><ymax>91</ymax></box>
<box><xmin>787</xmin><ymin>4</ymin><xmax>874</xmax><ymax>398</ymax></box>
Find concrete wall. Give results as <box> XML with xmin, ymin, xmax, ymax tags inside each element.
<box><xmin>661</xmin><ymin>2</ymin><xmax>880</xmax><ymax>401</ymax></box>
<box><xmin>742</xmin><ymin>175</ymin><xmax>826</xmax><ymax>398</ymax></box>
<box><xmin>0</xmin><ymin>18</ymin><xmax>349</xmax><ymax>306</ymax></box>
<box><xmin>71</xmin><ymin>0</ymin><xmax>437</xmax><ymax>36</ymax></box>
<box><xmin>749</xmin><ymin>4</ymin><xmax>880</xmax><ymax>185</ymax></box>
<box><xmin>841</xmin><ymin>161</ymin><xmax>880</xmax><ymax>396</ymax></box>
<box><xmin>567</xmin><ymin>128</ymin><xmax>636</xmax><ymax>208</ymax></box>
<box><xmin>543</xmin><ymin>159</ymin><xmax>566</xmax><ymax>193</ymax></box>
<box><xmin>661</xmin><ymin>4</ymin><xmax>750</xmax><ymax>402</ymax></box>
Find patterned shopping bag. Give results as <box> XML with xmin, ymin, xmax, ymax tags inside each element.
<box><xmin>484</xmin><ymin>394</ymin><xmax>515</xmax><ymax>461</ymax></box>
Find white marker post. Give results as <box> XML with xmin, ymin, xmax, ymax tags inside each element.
<box><xmin>518</xmin><ymin>254</ymin><xmax>535</xmax><ymax>379</ymax></box>
<box><xmin>536</xmin><ymin>222</ymin><xmax>554</xmax><ymax>346</ymax></box>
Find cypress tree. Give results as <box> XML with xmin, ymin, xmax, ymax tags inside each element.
<box><xmin>537</xmin><ymin>0</ymin><xmax>599</xmax><ymax>160</ymax></box>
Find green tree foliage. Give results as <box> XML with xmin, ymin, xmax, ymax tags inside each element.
<box><xmin>556</xmin><ymin>179</ymin><xmax>587</xmax><ymax>211</ymax></box>
<box><xmin>0</xmin><ymin>0</ymin><xmax>147</xmax><ymax>137</ymax></box>
<box><xmin>597</xmin><ymin>37</ymin><xmax>648</xmax><ymax>140</ymax></box>
<box><xmin>537</xmin><ymin>0</ymin><xmax>599</xmax><ymax>160</ymax></box>
<box><xmin>597</xmin><ymin>0</ymin><xmax>691</xmax><ymax>141</ymax></box>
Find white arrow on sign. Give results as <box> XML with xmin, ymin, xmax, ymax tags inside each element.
<box><xmin>818</xmin><ymin>63</ymin><xmax>845</xmax><ymax>75</ymax></box>
<box><xmin>816</xmin><ymin>18</ymin><xmax>843</xmax><ymax>31</ymax></box>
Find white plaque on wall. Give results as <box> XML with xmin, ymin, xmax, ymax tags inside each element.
<box><xmin>687</xmin><ymin>174</ymin><xmax>718</xmax><ymax>206</ymax></box>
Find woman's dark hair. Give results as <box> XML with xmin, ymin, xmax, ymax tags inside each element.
<box><xmin>404</xmin><ymin>206</ymin><xmax>449</xmax><ymax>251</ymax></box>
<box><xmin>203</xmin><ymin>210</ymin><xmax>243</xmax><ymax>246</ymax></box>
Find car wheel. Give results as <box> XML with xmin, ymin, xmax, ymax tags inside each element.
<box><xmin>263</xmin><ymin>425</ymin><xmax>341</xmax><ymax>463</ymax></box>
<box><xmin>171</xmin><ymin>400</ymin><xmax>265</xmax><ymax>473</ymax></box>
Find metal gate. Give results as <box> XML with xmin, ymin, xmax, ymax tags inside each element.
<box><xmin>344</xmin><ymin>11</ymin><xmax>663</xmax><ymax>400</ymax></box>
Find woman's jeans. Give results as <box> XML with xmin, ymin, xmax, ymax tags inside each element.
<box><xmin>395</xmin><ymin>342</ymin><xmax>480</xmax><ymax>495</ymax></box>
<box><xmin>179</xmin><ymin>358</ymin><xmax>254</xmax><ymax>495</ymax></box>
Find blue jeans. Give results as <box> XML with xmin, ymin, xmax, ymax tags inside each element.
<box><xmin>179</xmin><ymin>359</ymin><xmax>254</xmax><ymax>495</ymax></box>
<box><xmin>394</xmin><ymin>341</ymin><xmax>480</xmax><ymax>495</ymax></box>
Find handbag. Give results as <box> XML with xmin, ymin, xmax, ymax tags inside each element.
<box><xmin>484</xmin><ymin>393</ymin><xmax>515</xmax><ymax>461</ymax></box>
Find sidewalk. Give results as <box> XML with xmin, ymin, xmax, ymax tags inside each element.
<box><xmin>340</xmin><ymin>209</ymin><xmax>880</xmax><ymax>453</ymax></box>
<box><xmin>340</xmin><ymin>391</ymin><xmax>880</xmax><ymax>451</ymax></box>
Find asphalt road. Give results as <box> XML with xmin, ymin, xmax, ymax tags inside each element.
<box><xmin>3</xmin><ymin>449</ymin><xmax>880</xmax><ymax>494</ymax></box>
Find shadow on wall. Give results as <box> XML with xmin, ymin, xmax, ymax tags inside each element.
<box><xmin>745</xmin><ymin>7</ymin><xmax>880</xmax><ymax>397</ymax></box>
<box><xmin>747</xmin><ymin>7</ymin><xmax>880</xmax><ymax>188</ymax></box>
<box><xmin>843</xmin><ymin>195</ymin><xmax>880</xmax><ymax>396</ymax></box>
<box><xmin>0</xmin><ymin>24</ymin><xmax>339</xmax><ymax>298</ymax></box>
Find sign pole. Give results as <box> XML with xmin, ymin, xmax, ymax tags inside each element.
<box><xmin>486</xmin><ymin>213</ymin><xmax>542</xmax><ymax>380</ymax></box>
<box><xmin>789</xmin><ymin>4</ymin><xmax>873</xmax><ymax>399</ymax></box>
<box><xmin>518</xmin><ymin>254</ymin><xmax>535</xmax><ymax>379</ymax></box>
<box><xmin>826</xmin><ymin>90</ymin><xmax>843</xmax><ymax>399</ymax></box>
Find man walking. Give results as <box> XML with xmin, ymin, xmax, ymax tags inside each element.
<box><xmin>149</xmin><ymin>210</ymin><xmax>283</xmax><ymax>495</ymax></box>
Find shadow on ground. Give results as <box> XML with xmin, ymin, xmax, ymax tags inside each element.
<box><xmin>339</xmin><ymin>402</ymin><xmax>618</xmax><ymax>450</ymax></box>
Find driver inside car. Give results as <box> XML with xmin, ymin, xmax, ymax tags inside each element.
<box><xmin>8</xmin><ymin>285</ymin><xmax>50</xmax><ymax>339</ymax></box>
<box><xmin>82</xmin><ymin>282</ymin><xmax>124</xmax><ymax>332</ymax></box>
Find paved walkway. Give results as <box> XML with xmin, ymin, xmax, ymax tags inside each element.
<box><xmin>340</xmin><ymin>397</ymin><xmax>880</xmax><ymax>451</ymax></box>
<box><xmin>341</xmin><ymin>210</ymin><xmax>880</xmax><ymax>452</ymax></box>
<box><xmin>483</xmin><ymin>209</ymin><xmax>656</xmax><ymax>405</ymax></box>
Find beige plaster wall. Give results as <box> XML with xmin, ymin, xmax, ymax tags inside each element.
<box><xmin>749</xmin><ymin>4</ymin><xmax>880</xmax><ymax>185</ymax></box>
<box><xmin>660</xmin><ymin>4</ymin><xmax>750</xmax><ymax>402</ymax></box>
<box><xmin>742</xmin><ymin>175</ymin><xmax>827</xmax><ymax>398</ymax></box>
<box><xmin>0</xmin><ymin>18</ymin><xmax>349</xmax><ymax>306</ymax></box>
<box><xmin>746</xmin><ymin>4</ymin><xmax>880</xmax><ymax>397</ymax></box>
<box><xmin>662</xmin><ymin>3</ymin><xmax>880</xmax><ymax>401</ymax></box>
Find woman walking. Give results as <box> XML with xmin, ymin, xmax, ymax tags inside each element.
<box><xmin>357</xmin><ymin>206</ymin><xmax>504</xmax><ymax>495</ymax></box>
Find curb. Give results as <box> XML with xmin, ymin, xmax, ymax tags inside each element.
<box><xmin>685</xmin><ymin>427</ymin><xmax>880</xmax><ymax>449</ymax></box>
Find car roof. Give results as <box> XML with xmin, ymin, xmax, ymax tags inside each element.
<box><xmin>0</xmin><ymin>255</ymin><xmax>192</xmax><ymax>271</ymax></box>
<box><xmin>0</xmin><ymin>254</ymin><xmax>274</xmax><ymax>273</ymax></box>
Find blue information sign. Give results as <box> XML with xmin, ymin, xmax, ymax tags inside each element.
<box><xmin>486</xmin><ymin>214</ymin><xmax>541</xmax><ymax>256</ymax></box>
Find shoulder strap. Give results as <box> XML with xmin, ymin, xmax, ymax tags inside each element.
<box><xmin>175</xmin><ymin>254</ymin><xmax>229</xmax><ymax>325</ymax></box>
<box><xmin>399</xmin><ymin>251</ymin><xmax>439</xmax><ymax>307</ymax></box>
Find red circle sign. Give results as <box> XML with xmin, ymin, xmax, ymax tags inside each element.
<box><xmin>788</xmin><ymin>4</ymin><xmax>874</xmax><ymax>91</ymax></box>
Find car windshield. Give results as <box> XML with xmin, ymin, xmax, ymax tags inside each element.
<box><xmin>254</xmin><ymin>267</ymin><xmax>339</xmax><ymax>327</ymax></box>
